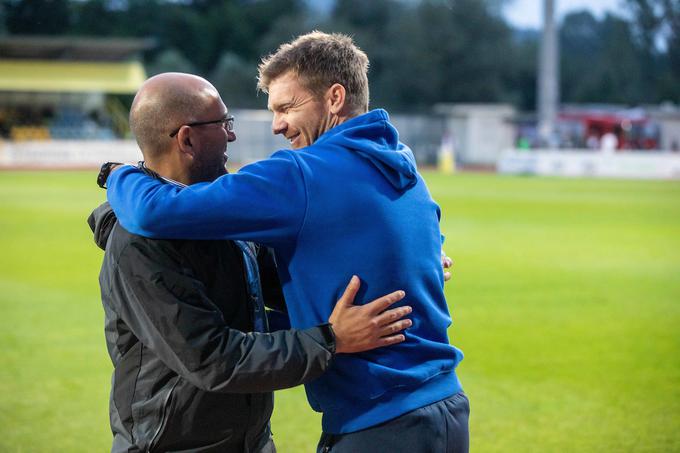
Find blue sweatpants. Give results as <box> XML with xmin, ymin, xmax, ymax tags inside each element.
<box><xmin>316</xmin><ymin>392</ymin><xmax>470</xmax><ymax>453</ymax></box>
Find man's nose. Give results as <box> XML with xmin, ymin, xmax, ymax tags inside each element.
<box><xmin>271</xmin><ymin>113</ymin><xmax>286</xmax><ymax>135</ymax></box>
<box><xmin>227</xmin><ymin>129</ymin><xmax>236</xmax><ymax>142</ymax></box>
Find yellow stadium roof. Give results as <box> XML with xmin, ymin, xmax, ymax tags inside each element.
<box><xmin>0</xmin><ymin>59</ymin><xmax>146</xmax><ymax>94</ymax></box>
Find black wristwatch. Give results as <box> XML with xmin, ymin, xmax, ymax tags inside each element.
<box><xmin>97</xmin><ymin>162</ymin><xmax>124</xmax><ymax>189</ymax></box>
<box><xmin>318</xmin><ymin>323</ymin><xmax>337</xmax><ymax>354</ymax></box>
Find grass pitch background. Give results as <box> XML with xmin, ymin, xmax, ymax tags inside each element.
<box><xmin>0</xmin><ymin>171</ymin><xmax>678</xmax><ymax>451</ymax></box>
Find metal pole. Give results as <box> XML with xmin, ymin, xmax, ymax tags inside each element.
<box><xmin>537</xmin><ymin>0</ymin><xmax>559</xmax><ymax>147</ymax></box>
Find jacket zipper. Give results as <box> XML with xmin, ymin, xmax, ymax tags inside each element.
<box><xmin>147</xmin><ymin>378</ymin><xmax>180</xmax><ymax>451</ymax></box>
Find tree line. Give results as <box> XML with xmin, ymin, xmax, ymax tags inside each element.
<box><xmin>1</xmin><ymin>0</ymin><xmax>678</xmax><ymax>112</ymax></box>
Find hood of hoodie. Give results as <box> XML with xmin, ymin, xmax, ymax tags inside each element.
<box><xmin>88</xmin><ymin>201</ymin><xmax>117</xmax><ymax>250</ymax></box>
<box><xmin>314</xmin><ymin>109</ymin><xmax>418</xmax><ymax>191</ymax></box>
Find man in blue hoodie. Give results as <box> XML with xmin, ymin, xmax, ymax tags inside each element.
<box><xmin>106</xmin><ymin>31</ymin><xmax>468</xmax><ymax>452</ymax></box>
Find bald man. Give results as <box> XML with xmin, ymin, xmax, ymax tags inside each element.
<box><xmin>90</xmin><ymin>73</ymin><xmax>412</xmax><ymax>453</ymax></box>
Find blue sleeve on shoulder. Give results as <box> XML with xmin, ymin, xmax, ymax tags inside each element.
<box><xmin>106</xmin><ymin>151</ymin><xmax>307</xmax><ymax>244</ymax></box>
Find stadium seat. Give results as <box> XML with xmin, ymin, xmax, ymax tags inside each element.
<box><xmin>10</xmin><ymin>126</ymin><xmax>51</xmax><ymax>141</ymax></box>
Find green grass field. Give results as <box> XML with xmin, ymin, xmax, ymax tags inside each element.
<box><xmin>0</xmin><ymin>170</ymin><xmax>679</xmax><ymax>452</ymax></box>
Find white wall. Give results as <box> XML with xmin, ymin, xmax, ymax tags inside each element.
<box><xmin>498</xmin><ymin>149</ymin><xmax>680</xmax><ymax>179</ymax></box>
<box><xmin>0</xmin><ymin>139</ymin><xmax>142</xmax><ymax>167</ymax></box>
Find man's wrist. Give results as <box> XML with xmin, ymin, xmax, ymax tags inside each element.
<box><xmin>317</xmin><ymin>322</ymin><xmax>336</xmax><ymax>354</ymax></box>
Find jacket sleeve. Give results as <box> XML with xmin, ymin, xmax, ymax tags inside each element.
<box><xmin>87</xmin><ymin>201</ymin><xmax>118</xmax><ymax>250</ymax></box>
<box><xmin>106</xmin><ymin>151</ymin><xmax>307</xmax><ymax>246</ymax></box>
<box><xmin>107</xmin><ymin>237</ymin><xmax>334</xmax><ymax>394</ymax></box>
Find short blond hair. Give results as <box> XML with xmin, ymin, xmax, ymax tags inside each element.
<box><xmin>257</xmin><ymin>31</ymin><xmax>370</xmax><ymax>114</ymax></box>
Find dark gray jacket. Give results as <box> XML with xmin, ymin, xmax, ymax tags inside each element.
<box><xmin>89</xmin><ymin>203</ymin><xmax>335</xmax><ymax>452</ymax></box>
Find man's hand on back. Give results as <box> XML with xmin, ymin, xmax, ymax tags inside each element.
<box><xmin>442</xmin><ymin>249</ymin><xmax>454</xmax><ymax>282</ymax></box>
<box><xmin>329</xmin><ymin>276</ymin><xmax>412</xmax><ymax>354</ymax></box>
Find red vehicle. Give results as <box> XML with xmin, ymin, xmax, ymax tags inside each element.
<box><xmin>558</xmin><ymin>109</ymin><xmax>660</xmax><ymax>150</ymax></box>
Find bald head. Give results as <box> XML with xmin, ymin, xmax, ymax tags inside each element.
<box><xmin>129</xmin><ymin>72</ymin><xmax>222</xmax><ymax>158</ymax></box>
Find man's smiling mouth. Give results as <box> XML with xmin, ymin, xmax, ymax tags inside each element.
<box><xmin>287</xmin><ymin>133</ymin><xmax>300</xmax><ymax>145</ymax></box>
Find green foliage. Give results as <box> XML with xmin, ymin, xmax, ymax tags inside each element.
<box><xmin>210</xmin><ymin>51</ymin><xmax>262</xmax><ymax>108</ymax></box>
<box><xmin>322</xmin><ymin>0</ymin><xmax>515</xmax><ymax>110</ymax></box>
<box><xmin>0</xmin><ymin>171</ymin><xmax>679</xmax><ymax>451</ymax></box>
<box><xmin>0</xmin><ymin>3</ymin><xmax>6</xmax><ymax>35</ymax></box>
<box><xmin>146</xmin><ymin>48</ymin><xmax>197</xmax><ymax>76</ymax></box>
<box><xmin>0</xmin><ymin>0</ymin><xmax>679</xmax><ymax>108</ymax></box>
<box><xmin>3</xmin><ymin>0</ymin><xmax>71</xmax><ymax>34</ymax></box>
<box><xmin>256</xmin><ymin>13</ymin><xmax>313</xmax><ymax>59</ymax></box>
<box><xmin>625</xmin><ymin>0</ymin><xmax>680</xmax><ymax>101</ymax></box>
<box><xmin>505</xmin><ymin>31</ymin><xmax>539</xmax><ymax>110</ymax></box>
<box><xmin>561</xmin><ymin>12</ymin><xmax>647</xmax><ymax>104</ymax></box>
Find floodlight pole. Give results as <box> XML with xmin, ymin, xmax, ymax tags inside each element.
<box><xmin>537</xmin><ymin>0</ymin><xmax>559</xmax><ymax>147</ymax></box>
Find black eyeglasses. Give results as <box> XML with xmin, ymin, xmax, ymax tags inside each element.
<box><xmin>169</xmin><ymin>115</ymin><xmax>235</xmax><ymax>137</ymax></box>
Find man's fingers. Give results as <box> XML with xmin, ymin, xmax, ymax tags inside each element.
<box><xmin>444</xmin><ymin>271</ymin><xmax>452</xmax><ymax>281</ymax></box>
<box><xmin>365</xmin><ymin>290</ymin><xmax>406</xmax><ymax>315</ymax></box>
<box><xmin>374</xmin><ymin>305</ymin><xmax>412</xmax><ymax>326</ymax></box>
<box><xmin>375</xmin><ymin>334</ymin><xmax>406</xmax><ymax>348</ymax></box>
<box><xmin>337</xmin><ymin>275</ymin><xmax>361</xmax><ymax>307</ymax></box>
<box><xmin>380</xmin><ymin>318</ymin><xmax>412</xmax><ymax>336</ymax></box>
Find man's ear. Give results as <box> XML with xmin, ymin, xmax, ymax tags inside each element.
<box><xmin>176</xmin><ymin>126</ymin><xmax>196</xmax><ymax>158</ymax></box>
<box><xmin>327</xmin><ymin>83</ymin><xmax>347</xmax><ymax>115</ymax></box>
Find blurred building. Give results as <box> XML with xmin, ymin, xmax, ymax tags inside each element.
<box><xmin>648</xmin><ymin>104</ymin><xmax>680</xmax><ymax>151</ymax></box>
<box><xmin>499</xmin><ymin>104</ymin><xmax>680</xmax><ymax>179</ymax></box>
<box><xmin>435</xmin><ymin>104</ymin><xmax>516</xmax><ymax>167</ymax></box>
<box><xmin>0</xmin><ymin>36</ymin><xmax>152</xmax><ymax>140</ymax></box>
<box><xmin>0</xmin><ymin>36</ymin><xmax>152</xmax><ymax>167</ymax></box>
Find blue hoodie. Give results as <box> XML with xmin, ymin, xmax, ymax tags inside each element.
<box><xmin>107</xmin><ymin>109</ymin><xmax>464</xmax><ymax>434</ymax></box>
